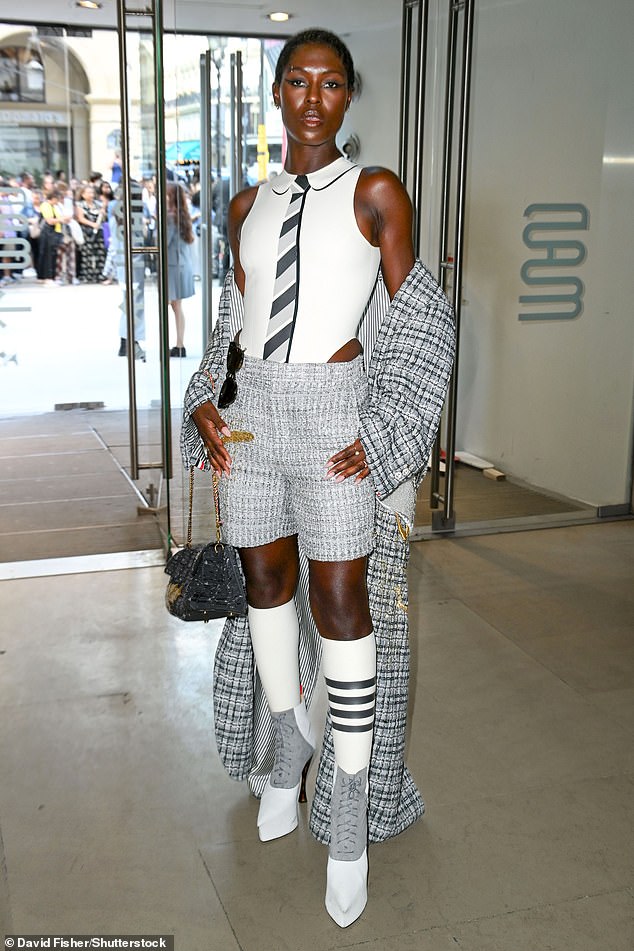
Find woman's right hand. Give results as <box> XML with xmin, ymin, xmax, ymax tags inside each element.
<box><xmin>191</xmin><ymin>401</ymin><xmax>233</xmax><ymax>476</ymax></box>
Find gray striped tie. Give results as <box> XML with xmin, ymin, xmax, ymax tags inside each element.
<box><xmin>264</xmin><ymin>174</ymin><xmax>310</xmax><ymax>362</ymax></box>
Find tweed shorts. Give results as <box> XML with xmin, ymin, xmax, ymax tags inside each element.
<box><xmin>217</xmin><ymin>354</ymin><xmax>375</xmax><ymax>561</ymax></box>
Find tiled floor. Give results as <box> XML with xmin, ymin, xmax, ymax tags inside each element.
<box><xmin>414</xmin><ymin>462</ymin><xmax>588</xmax><ymax>526</ymax></box>
<box><xmin>0</xmin><ymin>411</ymin><xmax>164</xmax><ymax>561</ymax></box>
<box><xmin>0</xmin><ymin>520</ymin><xmax>633</xmax><ymax>949</ymax></box>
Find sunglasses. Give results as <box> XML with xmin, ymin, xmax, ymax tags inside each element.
<box><xmin>218</xmin><ymin>340</ymin><xmax>245</xmax><ymax>409</ymax></box>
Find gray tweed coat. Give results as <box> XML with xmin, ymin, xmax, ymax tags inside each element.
<box><xmin>181</xmin><ymin>259</ymin><xmax>455</xmax><ymax>844</ymax></box>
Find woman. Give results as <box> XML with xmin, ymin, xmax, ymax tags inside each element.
<box><xmin>182</xmin><ymin>29</ymin><xmax>455</xmax><ymax>928</ymax></box>
<box><xmin>142</xmin><ymin>177</ymin><xmax>158</xmax><ymax>277</ymax></box>
<box><xmin>26</xmin><ymin>182</ymin><xmax>41</xmax><ymax>274</ymax></box>
<box><xmin>55</xmin><ymin>182</ymin><xmax>78</xmax><ymax>285</ymax></box>
<box><xmin>36</xmin><ymin>187</ymin><xmax>64</xmax><ymax>283</ymax></box>
<box><xmin>75</xmin><ymin>183</ymin><xmax>106</xmax><ymax>283</ymax></box>
<box><xmin>99</xmin><ymin>181</ymin><xmax>115</xmax><ymax>204</ymax></box>
<box><xmin>98</xmin><ymin>181</ymin><xmax>114</xmax><ymax>257</ymax></box>
<box><xmin>166</xmin><ymin>181</ymin><xmax>195</xmax><ymax>357</ymax></box>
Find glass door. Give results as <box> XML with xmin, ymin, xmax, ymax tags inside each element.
<box><xmin>163</xmin><ymin>20</ymin><xmax>285</xmax><ymax>547</ymax></box>
<box><xmin>0</xmin><ymin>17</ymin><xmax>170</xmax><ymax>565</ymax></box>
<box><xmin>113</xmin><ymin>0</ymin><xmax>171</xmax><ymax>548</ymax></box>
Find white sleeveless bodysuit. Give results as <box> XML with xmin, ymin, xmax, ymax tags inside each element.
<box><xmin>238</xmin><ymin>156</ymin><xmax>381</xmax><ymax>363</ymax></box>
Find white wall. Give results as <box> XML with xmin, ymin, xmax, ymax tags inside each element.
<box><xmin>338</xmin><ymin>22</ymin><xmax>402</xmax><ymax>173</ymax></box>
<box><xmin>454</xmin><ymin>0</ymin><xmax>634</xmax><ymax>507</ymax></box>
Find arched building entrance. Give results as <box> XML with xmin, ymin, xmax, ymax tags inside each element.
<box><xmin>0</xmin><ymin>27</ymin><xmax>93</xmax><ymax>182</ymax></box>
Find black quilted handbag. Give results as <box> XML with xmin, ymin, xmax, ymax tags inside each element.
<box><xmin>165</xmin><ymin>468</ymin><xmax>247</xmax><ymax>622</ymax></box>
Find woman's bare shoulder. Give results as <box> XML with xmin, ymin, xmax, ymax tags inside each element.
<box><xmin>228</xmin><ymin>184</ymin><xmax>259</xmax><ymax>229</ymax></box>
<box><xmin>357</xmin><ymin>166</ymin><xmax>412</xmax><ymax>212</ymax></box>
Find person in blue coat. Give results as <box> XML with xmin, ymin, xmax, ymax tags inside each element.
<box><xmin>167</xmin><ymin>181</ymin><xmax>195</xmax><ymax>357</ymax></box>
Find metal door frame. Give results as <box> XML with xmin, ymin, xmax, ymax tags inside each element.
<box><xmin>229</xmin><ymin>50</ymin><xmax>245</xmax><ymax>197</ymax></box>
<box><xmin>199</xmin><ymin>49</ymin><xmax>213</xmax><ymax>346</ymax></box>
<box><xmin>399</xmin><ymin>0</ymin><xmax>475</xmax><ymax>534</ymax></box>
<box><xmin>199</xmin><ymin>44</ymin><xmax>245</xmax><ymax>348</ymax></box>
<box><xmin>116</xmin><ymin>0</ymin><xmax>171</xmax><ymax>491</ymax></box>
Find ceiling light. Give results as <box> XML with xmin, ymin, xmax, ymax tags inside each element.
<box><xmin>76</xmin><ymin>1</ymin><xmax>103</xmax><ymax>9</ymax></box>
<box><xmin>267</xmin><ymin>11</ymin><xmax>291</xmax><ymax>22</ymax></box>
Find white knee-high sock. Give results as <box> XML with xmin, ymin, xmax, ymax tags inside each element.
<box><xmin>321</xmin><ymin>632</ymin><xmax>376</xmax><ymax>775</ymax></box>
<box><xmin>248</xmin><ymin>600</ymin><xmax>301</xmax><ymax>713</ymax></box>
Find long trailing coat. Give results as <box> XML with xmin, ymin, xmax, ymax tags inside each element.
<box><xmin>181</xmin><ymin>259</ymin><xmax>455</xmax><ymax>844</ymax></box>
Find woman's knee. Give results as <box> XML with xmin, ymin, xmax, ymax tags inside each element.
<box><xmin>240</xmin><ymin>537</ymin><xmax>299</xmax><ymax>608</ymax></box>
<box><xmin>309</xmin><ymin>558</ymin><xmax>372</xmax><ymax>639</ymax></box>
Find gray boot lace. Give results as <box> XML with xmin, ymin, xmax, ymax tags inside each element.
<box><xmin>270</xmin><ymin>709</ymin><xmax>313</xmax><ymax>789</ymax></box>
<box><xmin>331</xmin><ymin>769</ymin><xmax>368</xmax><ymax>861</ymax></box>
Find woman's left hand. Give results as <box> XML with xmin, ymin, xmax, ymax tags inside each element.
<box><xmin>326</xmin><ymin>437</ymin><xmax>370</xmax><ymax>484</ymax></box>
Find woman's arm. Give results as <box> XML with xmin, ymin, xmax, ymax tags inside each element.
<box><xmin>227</xmin><ymin>185</ymin><xmax>258</xmax><ymax>296</ymax></box>
<box><xmin>327</xmin><ymin>168</ymin><xmax>417</xmax><ymax>484</ymax></box>
<box><xmin>355</xmin><ymin>167</ymin><xmax>416</xmax><ymax>298</ymax></box>
<box><xmin>60</xmin><ymin>201</ymin><xmax>74</xmax><ymax>224</ymax></box>
<box><xmin>74</xmin><ymin>202</ymin><xmax>91</xmax><ymax>227</ymax></box>
<box><xmin>39</xmin><ymin>202</ymin><xmax>57</xmax><ymax>226</ymax></box>
<box><xmin>189</xmin><ymin>186</ymin><xmax>257</xmax><ymax>475</ymax></box>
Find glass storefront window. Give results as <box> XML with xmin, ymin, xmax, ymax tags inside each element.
<box><xmin>0</xmin><ymin>45</ymin><xmax>45</xmax><ymax>102</ymax></box>
<box><xmin>0</xmin><ymin>122</ymin><xmax>68</xmax><ymax>182</ymax></box>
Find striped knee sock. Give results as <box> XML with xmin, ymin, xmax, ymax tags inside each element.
<box><xmin>321</xmin><ymin>632</ymin><xmax>376</xmax><ymax>774</ymax></box>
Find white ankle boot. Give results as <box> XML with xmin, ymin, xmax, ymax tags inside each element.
<box><xmin>325</xmin><ymin>766</ymin><xmax>369</xmax><ymax>927</ymax></box>
<box><xmin>257</xmin><ymin>699</ymin><xmax>315</xmax><ymax>842</ymax></box>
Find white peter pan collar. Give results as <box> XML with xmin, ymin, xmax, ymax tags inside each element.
<box><xmin>270</xmin><ymin>155</ymin><xmax>356</xmax><ymax>194</ymax></box>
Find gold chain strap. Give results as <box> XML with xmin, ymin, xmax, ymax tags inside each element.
<box><xmin>186</xmin><ymin>466</ymin><xmax>223</xmax><ymax>548</ymax></box>
<box><xmin>186</xmin><ymin>466</ymin><xmax>195</xmax><ymax>548</ymax></box>
<box><xmin>212</xmin><ymin>471</ymin><xmax>222</xmax><ymax>544</ymax></box>
<box><xmin>395</xmin><ymin>512</ymin><xmax>411</xmax><ymax>543</ymax></box>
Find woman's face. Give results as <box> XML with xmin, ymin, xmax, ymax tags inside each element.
<box><xmin>84</xmin><ymin>186</ymin><xmax>95</xmax><ymax>201</ymax></box>
<box><xmin>274</xmin><ymin>43</ymin><xmax>351</xmax><ymax>150</ymax></box>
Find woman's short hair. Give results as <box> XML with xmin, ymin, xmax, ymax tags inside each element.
<box><xmin>274</xmin><ymin>28</ymin><xmax>355</xmax><ymax>91</ymax></box>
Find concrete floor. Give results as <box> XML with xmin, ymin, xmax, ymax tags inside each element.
<box><xmin>0</xmin><ymin>520</ymin><xmax>633</xmax><ymax>949</ymax></box>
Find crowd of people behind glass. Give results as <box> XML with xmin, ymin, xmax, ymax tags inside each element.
<box><xmin>0</xmin><ymin>168</ymin><xmax>206</xmax><ymax>289</ymax></box>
